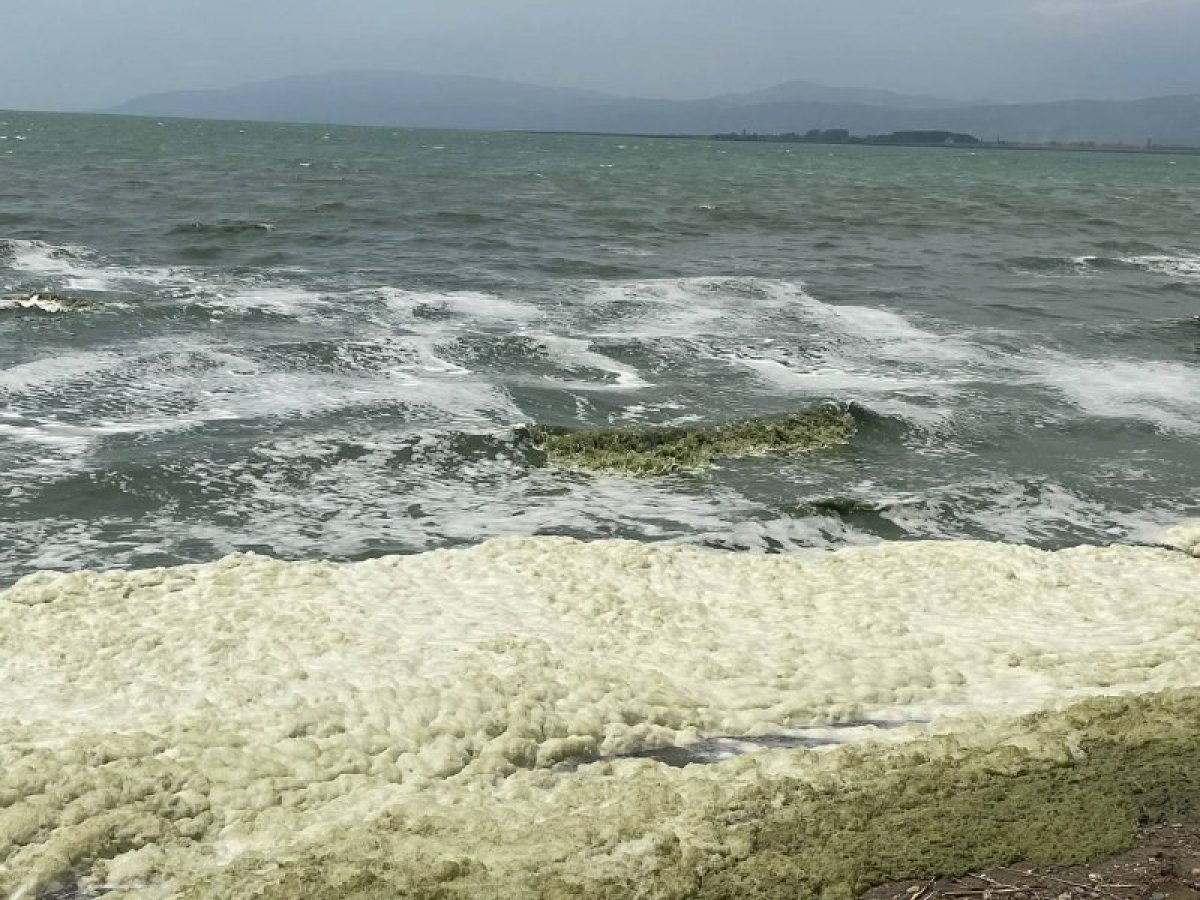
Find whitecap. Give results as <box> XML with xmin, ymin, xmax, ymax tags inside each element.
<box><xmin>375</xmin><ymin>287</ymin><xmax>540</xmax><ymax>326</ymax></box>
<box><xmin>203</xmin><ymin>286</ymin><xmax>330</xmax><ymax>317</ymax></box>
<box><xmin>1024</xmin><ymin>354</ymin><xmax>1200</xmax><ymax>435</ymax></box>
<box><xmin>1123</xmin><ymin>252</ymin><xmax>1200</xmax><ymax>280</ymax></box>
<box><xmin>0</xmin><ymin>292</ymin><xmax>89</xmax><ymax>313</ymax></box>
<box><xmin>1</xmin><ymin>239</ymin><xmax>121</xmax><ymax>291</ymax></box>
<box><xmin>535</xmin><ymin>335</ymin><xmax>653</xmax><ymax>390</ymax></box>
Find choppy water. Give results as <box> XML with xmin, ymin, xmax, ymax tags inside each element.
<box><xmin>1</xmin><ymin>111</ymin><xmax>1198</xmax><ymax>583</ymax></box>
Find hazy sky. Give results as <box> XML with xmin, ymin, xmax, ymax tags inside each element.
<box><xmin>3</xmin><ymin>0</ymin><xmax>1199</xmax><ymax>110</ymax></box>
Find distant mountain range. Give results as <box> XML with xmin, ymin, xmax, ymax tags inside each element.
<box><xmin>110</xmin><ymin>71</ymin><xmax>1200</xmax><ymax>146</ymax></box>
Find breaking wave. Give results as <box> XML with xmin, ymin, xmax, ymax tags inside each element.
<box><xmin>2</xmin><ymin>243</ymin><xmax>1197</xmax><ymax>580</ymax></box>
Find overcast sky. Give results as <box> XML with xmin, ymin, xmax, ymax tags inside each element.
<box><xmin>3</xmin><ymin>0</ymin><xmax>1199</xmax><ymax>110</ymax></box>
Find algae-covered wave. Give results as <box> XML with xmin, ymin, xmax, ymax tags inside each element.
<box><xmin>522</xmin><ymin>406</ymin><xmax>856</xmax><ymax>474</ymax></box>
<box><xmin>1</xmin><ymin>532</ymin><xmax>1199</xmax><ymax>897</ymax></box>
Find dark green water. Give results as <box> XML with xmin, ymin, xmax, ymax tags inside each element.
<box><xmin>1</xmin><ymin>111</ymin><xmax>1197</xmax><ymax>582</ymax></box>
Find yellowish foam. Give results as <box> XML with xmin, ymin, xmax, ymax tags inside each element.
<box><xmin>1</xmin><ymin>535</ymin><xmax>1198</xmax><ymax>896</ymax></box>
<box><xmin>1162</xmin><ymin>520</ymin><xmax>1200</xmax><ymax>557</ymax></box>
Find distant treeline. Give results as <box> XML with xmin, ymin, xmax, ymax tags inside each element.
<box><xmin>714</xmin><ymin>129</ymin><xmax>981</xmax><ymax>145</ymax></box>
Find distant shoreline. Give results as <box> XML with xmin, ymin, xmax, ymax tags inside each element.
<box><xmin>8</xmin><ymin>107</ymin><xmax>1198</xmax><ymax>156</ymax></box>
<box><xmin>512</xmin><ymin>129</ymin><xmax>1200</xmax><ymax>156</ymax></box>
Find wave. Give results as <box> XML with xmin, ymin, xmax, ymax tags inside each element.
<box><xmin>1</xmin><ymin>532</ymin><xmax>1198</xmax><ymax>896</ymax></box>
<box><xmin>1024</xmin><ymin>353</ymin><xmax>1200</xmax><ymax>435</ymax></box>
<box><xmin>0</xmin><ymin>419</ymin><xmax>762</xmax><ymax>581</ymax></box>
<box><xmin>167</xmin><ymin>220</ymin><xmax>276</xmax><ymax>236</ymax></box>
<box><xmin>1</xmin><ymin>238</ymin><xmax>180</xmax><ymax>293</ymax></box>
<box><xmin>0</xmin><ymin>335</ymin><xmax>519</xmax><ymax>466</ymax></box>
<box><xmin>374</xmin><ymin>286</ymin><xmax>540</xmax><ymax>325</ymax></box>
<box><xmin>1122</xmin><ymin>252</ymin><xmax>1200</xmax><ymax>281</ymax></box>
<box><xmin>523</xmin><ymin>406</ymin><xmax>855</xmax><ymax>475</ymax></box>
<box><xmin>0</xmin><ymin>238</ymin><xmax>119</xmax><ymax>292</ymax></box>
<box><xmin>1</xmin><ymin>262</ymin><xmax>1194</xmax><ymax>579</ymax></box>
<box><xmin>802</xmin><ymin>478</ymin><xmax>1184</xmax><ymax>548</ymax></box>
<box><xmin>0</xmin><ymin>291</ymin><xmax>94</xmax><ymax>313</ymax></box>
<box><xmin>0</xmin><ymin>239</ymin><xmax>326</xmax><ymax>318</ymax></box>
<box><xmin>4</xmin><ymin>253</ymin><xmax>1180</xmax><ymax>437</ymax></box>
<box><xmin>1004</xmin><ymin>251</ymin><xmax>1200</xmax><ymax>283</ymax></box>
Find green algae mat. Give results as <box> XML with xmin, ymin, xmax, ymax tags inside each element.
<box><xmin>523</xmin><ymin>407</ymin><xmax>856</xmax><ymax>475</ymax></box>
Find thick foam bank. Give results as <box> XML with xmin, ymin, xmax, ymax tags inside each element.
<box><xmin>1</xmin><ymin>534</ymin><xmax>1199</xmax><ymax>897</ymax></box>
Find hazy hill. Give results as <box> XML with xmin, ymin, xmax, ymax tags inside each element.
<box><xmin>920</xmin><ymin>94</ymin><xmax>1200</xmax><ymax>146</ymax></box>
<box><xmin>111</xmin><ymin>71</ymin><xmax>1200</xmax><ymax>146</ymax></box>
<box><xmin>709</xmin><ymin>79</ymin><xmax>970</xmax><ymax>110</ymax></box>
<box><xmin>112</xmin><ymin>70</ymin><xmax>612</xmax><ymax>131</ymax></box>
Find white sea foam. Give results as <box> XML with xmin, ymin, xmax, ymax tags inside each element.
<box><xmin>582</xmin><ymin>279</ymin><xmax>733</xmax><ymax>338</ymax></box>
<box><xmin>1</xmin><ymin>239</ymin><xmax>189</xmax><ymax>305</ymax></box>
<box><xmin>0</xmin><ymin>336</ymin><xmax>517</xmax><ymax>464</ymax></box>
<box><xmin>872</xmin><ymin>479</ymin><xmax>1184</xmax><ymax>547</ymax></box>
<box><xmin>582</xmin><ymin>278</ymin><xmax>980</xmax><ymax>424</ymax></box>
<box><xmin>0</xmin><ymin>536</ymin><xmax>1198</xmax><ymax>895</ymax></box>
<box><xmin>0</xmin><ymin>292</ymin><xmax>85</xmax><ymax>313</ymax></box>
<box><xmin>652</xmin><ymin>277</ymin><xmax>1199</xmax><ymax>435</ymax></box>
<box><xmin>376</xmin><ymin>287</ymin><xmax>539</xmax><ymax>325</ymax></box>
<box><xmin>738</xmin><ymin>354</ymin><xmax>962</xmax><ymax>428</ymax></box>
<box><xmin>364</xmin><ymin>277</ymin><xmax>1200</xmax><ymax>441</ymax></box>
<box><xmin>1</xmin><ymin>267</ymin><xmax>1192</xmax><ymax>578</ymax></box>
<box><xmin>740</xmin><ymin>357</ymin><xmax>938</xmax><ymax>395</ymax></box>
<box><xmin>1123</xmin><ymin>253</ymin><xmax>1200</xmax><ymax>280</ymax></box>
<box><xmin>804</xmin><ymin>297</ymin><xmax>933</xmax><ymax>343</ymax></box>
<box><xmin>684</xmin><ymin>515</ymin><xmax>883</xmax><ymax>554</ymax></box>
<box><xmin>794</xmin><ymin>293</ymin><xmax>982</xmax><ymax>371</ymax></box>
<box><xmin>680</xmin><ymin>479</ymin><xmax>1184</xmax><ymax>555</ymax></box>
<box><xmin>202</xmin><ymin>286</ymin><xmax>330</xmax><ymax>317</ymax></box>
<box><xmin>1066</xmin><ymin>251</ymin><xmax>1200</xmax><ymax>281</ymax></box>
<box><xmin>0</xmin><ymin>239</ymin><xmax>332</xmax><ymax>319</ymax></box>
<box><xmin>2</xmin><ymin>239</ymin><xmax>117</xmax><ymax>291</ymax></box>
<box><xmin>1</xmin><ymin>239</ymin><xmax>190</xmax><ymax>295</ymax></box>
<box><xmin>17</xmin><ymin>428</ymin><xmax>746</xmax><ymax>567</ymax></box>
<box><xmin>0</xmin><ymin>349</ymin><xmax>128</xmax><ymax>396</ymax></box>
<box><xmin>0</xmin><ymin>415</ymin><xmax>176</xmax><ymax>450</ymax></box>
<box><xmin>184</xmin><ymin>367</ymin><xmax>497</xmax><ymax>425</ymax></box>
<box><xmin>1026</xmin><ymin>354</ymin><xmax>1200</xmax><ymax>435</ymax></box>
<box><xmin>536</xmin><ymin>335</ymin><xmax>653</xmax><ymax>390</ymax></box>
